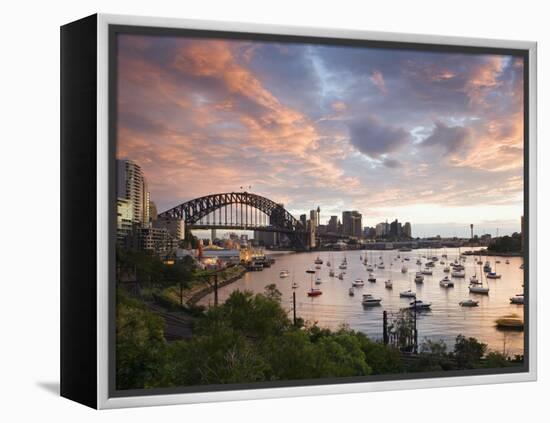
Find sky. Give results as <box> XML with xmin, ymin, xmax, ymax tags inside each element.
<box><xmin>116</xmin><ymin>34</ymin><xmax>524</xmax><ymax>238</ymax></box>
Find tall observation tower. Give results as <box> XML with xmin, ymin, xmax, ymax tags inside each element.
<box><xmin>317</xmin><ymin>206</ymin><xmax>321</xmax><ymax>227</ymax></box>
<box><xmin>470</xmin><ymin>224</ymin><xmax>474</xmax><ymax>239</ymax></box>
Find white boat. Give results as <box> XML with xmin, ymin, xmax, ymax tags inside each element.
<box><xmin>421</xmin><ymin>268</ymin><xmax>433</xmax><ymax>275</ymax></box>
<box><xmin>425</xmin><ymin>261</ymin><xmax>435</xmax><ymax>268</ymax></box>
<box><xmin>452</xmin><ymin>263</ymin><xmax>465</xmax><ymax>271</ymax></box>
<box><xmin>315</xmin><ymin>277</ymin><xmax>323</xmax><ymax>285</ymax></box>
<box><xmin>385</xmin><ymin>280</ymin><xmax>393</xmax><ymax>289</ymax></box>
<box><xmin>314</xmin><ymin>257</ymin><xmax>323</xmax><ymax>265</ymax></box>
<box><xmin>339</xmin><ymin>263</ymin><xmax>347</xmax><ymax>270</ymax></box>
<box><xmin>459</xmin><ymin>299</ymin><xmax>479</xmax><ymax>307</ymax></box>
<box><xmin>401</xmin><ymin>265</ymin><xmax>408</xmax><ymax>273</ymax></box>
<box><xmin>439</xmin><ymin>276</ymin><xmax>454</xmax><ymax>288</ymax></box>
<box><xmin>409</xmin><ymin>299</ymin><xmax>431</xmax><ymax>310</ymax></box>
<box><xmin>469</xmin><ymin>275</ymin><xmax>480</xmax><ymax>284</ymax></box>
<box><xmin>416</xmin><ymin>259</ymin><xmax>422</xmax><ymax>265</ymax></box>
<box><xmin>367</xmin><ymin>273</ymin><xmax>376</xmax><ymax>283</ymax></box>
<box><xmin>414</xmin><ymin>272</ymin><xmax>424</xmax><ymax>283</ymax></box>
<box><xmin>470</xmin><ymin>262</ymin><xmax>490</xmax><ymax>294</ymax></box>
<box><xmin>348</xmin><ymin>287</ymin><xmax>354</xmax><ymax>296</ymax></box>
<box><xmin>279</xmin><ymin>270</ymin><xmax>290</xmax><ymax>278</ymax></box>
<box><xmin>352</xmin><ymin>278</ymin><xmax>365</xmax><ymax>287</ymax></box>
<box><xmin>362</xmin><ymin>294</ymin><xmax>382</xmax><ymax>306</ymax></box>
<box><xmin>486</xmin><ymin>271</ymin><xmax>501</xmax><ymax>279</ymax></box>
<box><xmin>469</xmin><ymin>285</ymin><xmax>489</xmax><ymax>294</ymax></box>
<box><xmin>404</xmin><ymin>257</ymin><xmax>410</xmax><ymax>261</ymax></box>
<box><xmin>510</xmin><ymin>294</ymin><xmax>524</xmax><ymax>305</ymax></box>
<box><xmin>451</xmin><ymin>270</ymin><xmax>465</xmax><ymax>278</ymax></box>
<box><xmin>400</xmin><ymin>289</ymin><xmax>416</xmax><ymax>298</ymax></box>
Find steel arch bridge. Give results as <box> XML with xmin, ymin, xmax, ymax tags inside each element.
<box><xmin>158</xmin><ymin>192</ymin><xmax>308</xmax><ymax>249</ymax></box>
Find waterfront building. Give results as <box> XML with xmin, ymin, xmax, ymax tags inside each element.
<box><xmin>375</xmin><ymin>222</ymin><xmax>388</xmax><ymax>237</ymax></box>
<box><xmin>136</xmin><ymin>225</ymin><xmax>174</xmax><ymax>257</ymax></box>
<box><xmin>117</xmin><ymin>159</ymin><xmax>150</xmax><ymax>225</ymax></box>
<box><xmin>153</xmin><ymin>216</ymin><xmax>185</xmax><ymax>241</ymax></box>
<box><xmin>342</xmin><ymin>210</ymin><xmax>362</xmax><ymax>239</ymax></box>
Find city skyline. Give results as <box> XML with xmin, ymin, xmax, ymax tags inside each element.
<box><xmin>116</xmin><ymin>34</ymin><xmax>524</xmax><ymax>237</ymax></box>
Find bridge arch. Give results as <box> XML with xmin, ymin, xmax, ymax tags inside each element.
<box><xmin>158</xmin><ymin>192</ymin><xmax>307</xmax><ymax>248</ymax></box>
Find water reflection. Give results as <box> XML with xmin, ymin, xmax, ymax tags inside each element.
<box><xmin>200</xmin><ymin>248</ymin><xmax>525</xmax><ymax>355</ymax></box>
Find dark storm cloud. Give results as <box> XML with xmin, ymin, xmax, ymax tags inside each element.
<box><xmin>421</xmin><ymin>121</ymin><xmax>471</xmax><ymax>155</ymax></box>
<box><xmin>348</xmin><ymin>115</ymin><xmax>410</xmax><ymax>158</ymax></box>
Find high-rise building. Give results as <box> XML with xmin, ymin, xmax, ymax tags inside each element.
<box><xmin>300</xmin><ymin>214</ymin><xmax>307</xmax><ymax>230</ymax></box>
<box><xmin>390</xmin><ymin>219</ymin><xmax>402</xmax><ymax>238</ymax></box>
<box><xmin>342</xmin><ymin>211</ymin><xmax>362</xmax><ymax>238</ymax></box>
<box><xmin>117</xmin><ymin>159</ymin><xmax>150</xmax><ymax>225</ymax></box>
<box><xmin>116</xmin><ymin>198</ymin><xmax>134</xmax><ymax>246</ymax></box>
<box><xmin>309</xmin><ymin>209</ymin><xmax>317</xmax><ymax>248</ymax></box>
<box><xmin>327</xmin><ymin>216</ymin><xmax>338</xmax><ymax>233</ymax></box>
<box><xmin>403</xmin><ymin>222</ymin><xmax>412</xmax><ymax>238</ymax></box>
<box><xmin>375</xmin><ymin>222</ymin><xmax>388</xmax><ymax>237</ymax></box>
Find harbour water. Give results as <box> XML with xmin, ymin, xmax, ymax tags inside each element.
<box><xmin>199</xmin><ymin>248</ymin><xmax>525</xmax><ymax>355</ymax></box>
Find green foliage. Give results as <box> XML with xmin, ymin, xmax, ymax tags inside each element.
<box><xmin>453</xmin><ymin>335</ymin><xmax>487</xmax><ymax>369</ymax></box>
<box><xmin>487</xmin><ymin>233</ymin><xmax>522</xmax><ymax>253</ymax></box>
<box><xmin>116</xmin><ymin>290</ymin><xmax>167</xmax><ymax>390</ymax></box>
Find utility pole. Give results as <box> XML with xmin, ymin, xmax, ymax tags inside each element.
<box><xmin>292</xmin><ymin>291</ymin><xmax>297</xmax><ymax>326</ymax></box>
<box><xmin>214</xmin><ymin>273</ymin><xmax>218</xmax><ymax>307</ymax></box>
<box><xmin>383</xmin><ymin>310</ymin><xmax>388</xmax><ymax>344</ymax></box>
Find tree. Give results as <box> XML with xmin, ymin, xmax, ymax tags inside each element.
<box><xmin>453</xmin><ymin>335</ymin><xmax>487</xmax><ymax>369</ymax></box>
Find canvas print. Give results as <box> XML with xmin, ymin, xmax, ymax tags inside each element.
<box><xmin>114</xmin><ymin>31</ymin><xmax>526</xmax><ymax>392</ymax></box>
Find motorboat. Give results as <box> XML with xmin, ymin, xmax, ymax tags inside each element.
<box><xmin>279</xmin><ymin>270</ymin><xmax>290</xmax><ymax>278</ymax></box>
<box><xmin>315</xmin><ymin>277</ymin><xmax>323</xmax><ymax>285</ymax></box>
<box><xmin>400</xmin><ymin>289</ymin><xmax>416</xmax><ymax>298</ymax></box>
<box><xmin>452</xmin><ymin>263</ymin><xmax>465</xmax><ymax>271</ymax></box>
<box><xmin>459</xmin><ymin>299</ymin><xmax>479</xmax><ymax>307</ymax></box>
<box><xmin>362</xmin><ymin>294</ymin><xmax>382</xmax><ymax>306</ymax></box>
<box><xmin>421</xmin><ymin>268</ymin><xmax>433</xmax><ymax>275</ymax></box>
<box><xmin>352</xmin><ymin>278</ymin><xmax>365</xmax><ymax>287</ymax></box>
<box><xmin>469</xmin><ymin>275</ymin><xmax>481</xmax><ymax>284</ymax></box>
<box><xmin>348</xmin><ymin>287</ymin><xmax>354</xmax><ymax>296</ymax></box>
<box><xmin>367</xmin><ymin>273</ymin><xmax>377</xmax><ymax>283</ymax></box>
<box><xmin>425</xmin><ymin>261</ymin><xmax>435</xmax><ymax>268</ymax></box>
<box><xmin>404</xmin><ymin>257</ymin><xmax>410</xmax><ymax>261</ymax></box>
<box><xmin>510</xmin><ymin>294</ymin><xmax>524</xmax><ymax>305</ymax></box>
<box><xmin>483</xmin><ymin>261</ymin><xmax>492</xmax><ymax>272</ymax></box>
<box><xmin>440</xmin><ymin>261</ymin><xmax>445</xmax><ymax>265</ymax></box>
<box><xmin>385</xmin><ymin>280</ymin><xmax>393</xmax><ymax>289</ymax></box>
<box><xmin>414</xmin><ymin>272</ymin><xmax>424</xmax><ymax>283</ymax></box>
<box><xmin>486</xmin><ymin>272</ymin><xmax>501</xmax><ymax>279</ymax></box>
<box><xmin>451</xmin><ymin>270</ymin><xmax>465</xmax><ymax>278</ymax></box>
<box><xmin>339</xmin><ymin>263</ymin><xmax>347</xmax><ymax>270</ymax></box>
<box><xmin>469</xmin><ymin>285</ymin><xmax>489</xmax><ymax>294</ymax></box>
<box><xmin>409</xmin><ymin>300</ymin><xmax>432</xmax><ymax>310</ymax></box>
<box><xmin>401</xmin><ymin>265</ymin><xmax>408</xmax><ymax>273</ymax></box>
<box><xmin>439</xmin><ymin>276</ymin><xmax>454</xmax><ymax>288</ymax></box>
<box><xmin>307</xmin><ymin>289</ymin><xmax>322</xmax><ymax>297</ymax></box>
<box><xmin>314</xmin><ymin>257</ymin><xmax>323</xmax><ymax>265</ymax></box>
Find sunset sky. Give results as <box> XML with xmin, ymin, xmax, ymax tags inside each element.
<box><xmin>116</xmin><ymin>34</ymin><xmax>524</xmax><ymax>238</ymax></box>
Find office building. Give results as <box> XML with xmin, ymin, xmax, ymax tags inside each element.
<box><xmin>402</xmin><ymin>222</ymin><xmax>412</xmax><ymax>238</ymax></box>
<box><xmin>327</xmin><ymin>215</ymin><xmax>338</xmax><ymax>233</ymax></box>
<box><xmin>342</xmin><ymin>211</ymin><xmax>362</xmax><ymax>238</ymax></box>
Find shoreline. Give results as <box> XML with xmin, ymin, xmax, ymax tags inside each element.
<box><xmin>186</xmin><ymin>266</ymin><xmax>247</xmax><ymax>305</ymax></box>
